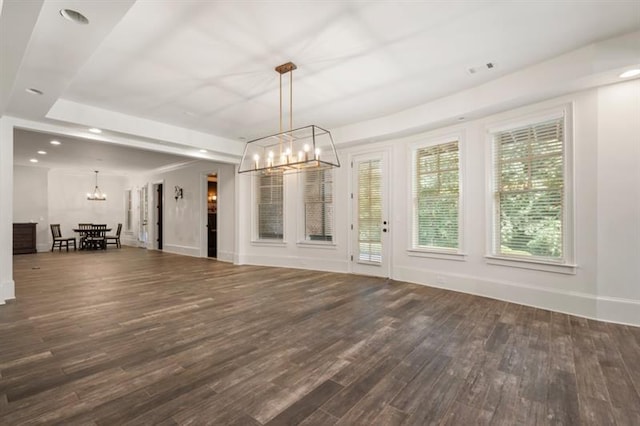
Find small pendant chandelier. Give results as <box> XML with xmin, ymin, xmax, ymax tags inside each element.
<box><xmin>87</xmin><ymin>170</ymin><xmax>107</xmax><ymax>201</ymax></box>
<box><xmin>238</xmin><ymin>62</ymin><xmax>340</xmax><ymax>174</ymax></box>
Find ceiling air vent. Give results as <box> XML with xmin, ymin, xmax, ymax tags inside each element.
<box><xmin>467</xmin><ymin>62</ymin><xmax>496</xmax><ymax>75</ymax></box>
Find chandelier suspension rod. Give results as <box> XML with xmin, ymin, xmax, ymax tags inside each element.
<box><xmin>279</xmin><ymin>73</ymin><xmax>283</xmax><ymax>135</ymax></box>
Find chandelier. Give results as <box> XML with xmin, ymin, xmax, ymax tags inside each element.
<box><xmin>87</xmin><ymin>170</ymin><xmax>107</xmax><ymax>201</ymax></box>
<box><xmin>238</xmin><ymin>62</ymin><xmax>340</xmax><ymax>174</ymax></box>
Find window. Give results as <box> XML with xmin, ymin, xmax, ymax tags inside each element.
<box><xmin>491</xmin><ymin>115</ymin><xmax>567</xmax><ymax>262</ymax></box>
<box><xmin>412</xmin><ymin>140</ymin><xmax>460</xmax><ymax>252</ymax></box>
<box><xmin>125</xmin><ymin>189</ymin><xmax>132</xmax><ymax>231</ymax></box>
<box><xmin>257</xmin><ymin>172</ymin><xmax>283</xmax><ymax>240</ymax></box>
<box><xmin>357</xmin><ymin>159</ymin><xmax>382</xmax><ymax>263</ymax></box>
<box><xmin>302</xmin><ymin>169</ymin><xmax>333</xmax><ymax>242</ymax></box>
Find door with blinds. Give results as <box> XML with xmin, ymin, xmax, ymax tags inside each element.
<box><xmin>351</xmin><ymin>152</ymin><xmax>390</xmax><ymax>277</ymax></box>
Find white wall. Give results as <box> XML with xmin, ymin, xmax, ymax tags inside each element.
<box><xmin>596</xmin><ymin>80</ymin><xmax>640</xmax><ymax>302</ymax></box>
<box><xmin>236</xmin><ymin>79</ymin><xmax>640</xmax><ymax>326</ymax></box>
<box><xmin>48</xmin><ymin>170</ymin><xmax>127</xmax><ymax>244</ymax></box>
<box><xmin>127</xmin><ymin>160</ymin><xmax>236</xmax><ymax>262</ymax></box>
<box><xmin>13</xmin><ymin>165</ymin><xmax>49</xmax><ymax>251</ymax></box>
<box><xmin>0</xmin><ymin>117</ymin><xmax>14</xmax><ymax>303</ymax></box>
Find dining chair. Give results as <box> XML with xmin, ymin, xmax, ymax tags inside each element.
<box><xmin>105</xmin><ymin>223</ymin><xmax>122</xmax><ymax>248</ymax></box>
<box><xmin>85</xmin><ymin>224</ymin><xmax>107</xmax><ymax>250</ymax></box>
<box><xmin>50</xmin><ymin>224</ymin><xmax>76</xmax><ymax>252</ymax></box>
<box><xmin>78</xmin><ymin>223</ymin><xmax>92</xmax><ymax>250</ymax></box>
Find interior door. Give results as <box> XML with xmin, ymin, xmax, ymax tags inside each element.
<box><xmin>351</xmin><ymin>151</ymin><xmax>390</xmax><ymax>277</ymax></box>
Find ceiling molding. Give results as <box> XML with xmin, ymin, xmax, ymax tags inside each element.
<box><xmin>331</xmin><ymin>30</ymin><xmax>640</xmax><ymax>147</ymax></box>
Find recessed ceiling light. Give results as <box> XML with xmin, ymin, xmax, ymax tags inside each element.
<box><xmin>29</xmin><ymin>158</ymin><xmax>38</xmax><ymax>163</ymax></box>
<box><xmin>50</xmin><ymin>140</ymin><xmax>61</xmax><ymax>145</ymax></box>
<box><xmin>620</xmin><ymin>69</ymin><xmax>640</xmax><ymax>78</ymax></box>
<box><xmin>199</xmin><ymin>149</ymin><xmax>207</xmax><ymax>153</ymax></box>
<box><xmin>88</xmin><ymin>128</ymin><xmax>102</xmax><ymax>134</ymax></box>
<box><xmin>458</xmin><ymin>117</ymin><xmax>465</xmax><ymax>121</ymax></box>
<box><xmin>37</xmin><ymin>150</ymin><xmax>47</xmax><ymax>155</ymax></box>
<box><xmin>59</xmin><ymin>9</ymin><xmax>89</xmax><ymax>25</ymax></box>
<box><xmin>25</xmin><ymin>88</ymin><xmax>43</xmax><ymax>95</ymax></box>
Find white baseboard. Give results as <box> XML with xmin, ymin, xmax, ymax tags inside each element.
<box><xmin>595</xmin><ymin>296</ymin><xmax>640</xmax><ymax>327</ymax></box>
<box><xmin>163</xmin><ymin>244</ymin><xmax>201</xmax><ymax>258</ymax></box>
<box><xmin>121</xmin><ymin>236</ymin><xmax>139</xmax><ymax>247</ymax></box>
<box><xmin>37</xmin><ymin>242</ymin><xmax>50</xmax><ymax>252</ymax></box>
<box><xmin>1</xmin><ymin>279</ymin><xmax>15</xmax><ymax>303</ymax></box>
<box><xmin>216</xmin><ymin>250</ymin><xmax>234</xmax><ymax>263</ymax></box>
<box><xmin>393</xmin><ymin>266</ymin><xmax>640</xmax><ymax>327</ymax></box>
<box><xmin>239</xmin><ymin>253</ymin><xmax>349</xmax><ymax>274</ymax></box>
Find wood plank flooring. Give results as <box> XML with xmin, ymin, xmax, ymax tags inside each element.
<box><xmin>2</xmin><ymin>247</ymin><xmax>639</xmax><ymax>425</ymax></box>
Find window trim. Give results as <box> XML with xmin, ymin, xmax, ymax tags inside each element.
<box><xmin>297</xmin><ymin>168</ymin><xmax>336</xmax><ymax>247</ymax></box>
<box><xmin>251</xmin><ymin>172</ymin><xmax>286</xmax><ymax>244</ymax></box>
<box><xmin>408</xmin><ymin>132</ymin><xmax>465</xmax><ymax>256</ymax></box>
<box><xmin>485</xmin><ymin>104</ymin><xmax>575</xmax><ymax>271</ymax></box>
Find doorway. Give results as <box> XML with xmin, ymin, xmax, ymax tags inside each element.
<box><xmin>351</xmin><ymin>151</ymin><xmax>390</xmax><ymax>277</ymax></box>
<box><xmin>155</xmin><ymin>183</ymin><xmax>163</xmax><ymax>250</ymax></box>
<box><xmin>207</xmin><ymin>174</ymin><xmax>217</xmax><ymax>258</ymax></box>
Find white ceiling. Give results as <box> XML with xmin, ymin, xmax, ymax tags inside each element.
<box><xmin>1</xmin><ymin>0</ymin><xmax>639</xmax><ymax>154</ymax></box>
<box><xmin>61</xmin><ymin>1</ymin><xmax>640</xmax><ymax>140</ymax></box>
<box><xmin>13</xmin><ymin>128</ymin><xmax>194</xmax><ymax>174</ymax></box>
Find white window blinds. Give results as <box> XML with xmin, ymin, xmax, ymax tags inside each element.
<box><xmin>303</xmin><ymin>169</ymin><xmax>333</xmax><ymax>242</ymax></box>
<box><xmin>413</xmin><ymin>141</ymin><xmax>460</xmax><ymax>250</ymax></box>
<box><xmin>357</xmin><ymin>159</ymin><xmax>382</xmax><ymax>263</ymax></box>
<box><xmin>257</xmin><ymin>173</ymin><xmax>283</xmax><ymax>240</ymax></box>
<box><xmin>493</xmin><ymin>117</ymin><xmax>564</xmax><ymax>260</ymax></box>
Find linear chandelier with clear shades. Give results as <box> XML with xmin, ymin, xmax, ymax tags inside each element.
<box><xmin>238</xmin><ymin>62</ymin><xmax>340</xmax><ymax>174</ymax></box>
<box><xmin>87</xmin><ymin>170</ymin><xmax>106</xmax><ymax>201</ymax></box>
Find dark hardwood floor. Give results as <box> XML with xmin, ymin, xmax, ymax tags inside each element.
<box><xmin>1</xmin><ymin>247</ymin><xmax>639</xmax><ymax>425</ymax></box>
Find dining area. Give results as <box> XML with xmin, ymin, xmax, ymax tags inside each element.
<box><xmin>51</xmin><ymin>223</ymin><xmax>122</xmax><ymax>251</ymax></box>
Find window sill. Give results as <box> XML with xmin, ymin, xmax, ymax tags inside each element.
<box><xmin>251</xmin><ymin>240</ymin><xmax>287</xmax><ymax>247</ymax></box>
<box><xmin>485</xmin><ymin>255</ymin><xmax>576</xmax><ymax>274</ymax></box>
<box><xmin>296</xmin><ymin>241</ymin><xmax>337</xmax><ymax>249</ymax></box>
<box><xmin>407</xmin><ymin>249</ymin><xmax>467</xmax><ymax>261</ymax></box>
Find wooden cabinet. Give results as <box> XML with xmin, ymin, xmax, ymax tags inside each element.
<box><xmin>13</xmin><ymin>223</ymin><xmax>37</xmax><ymax>254</ymax></box>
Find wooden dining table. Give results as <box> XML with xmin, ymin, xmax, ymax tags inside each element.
<box><xmin>73</xmin><ymin>227</ymin><xmax>111</xmax><ymax>250</ymax></box>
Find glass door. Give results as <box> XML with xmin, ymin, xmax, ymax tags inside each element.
<box><xmin>351</xmin><ymin>151</ymin><xmax>390</xmax><ymax>277</ymax></box>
